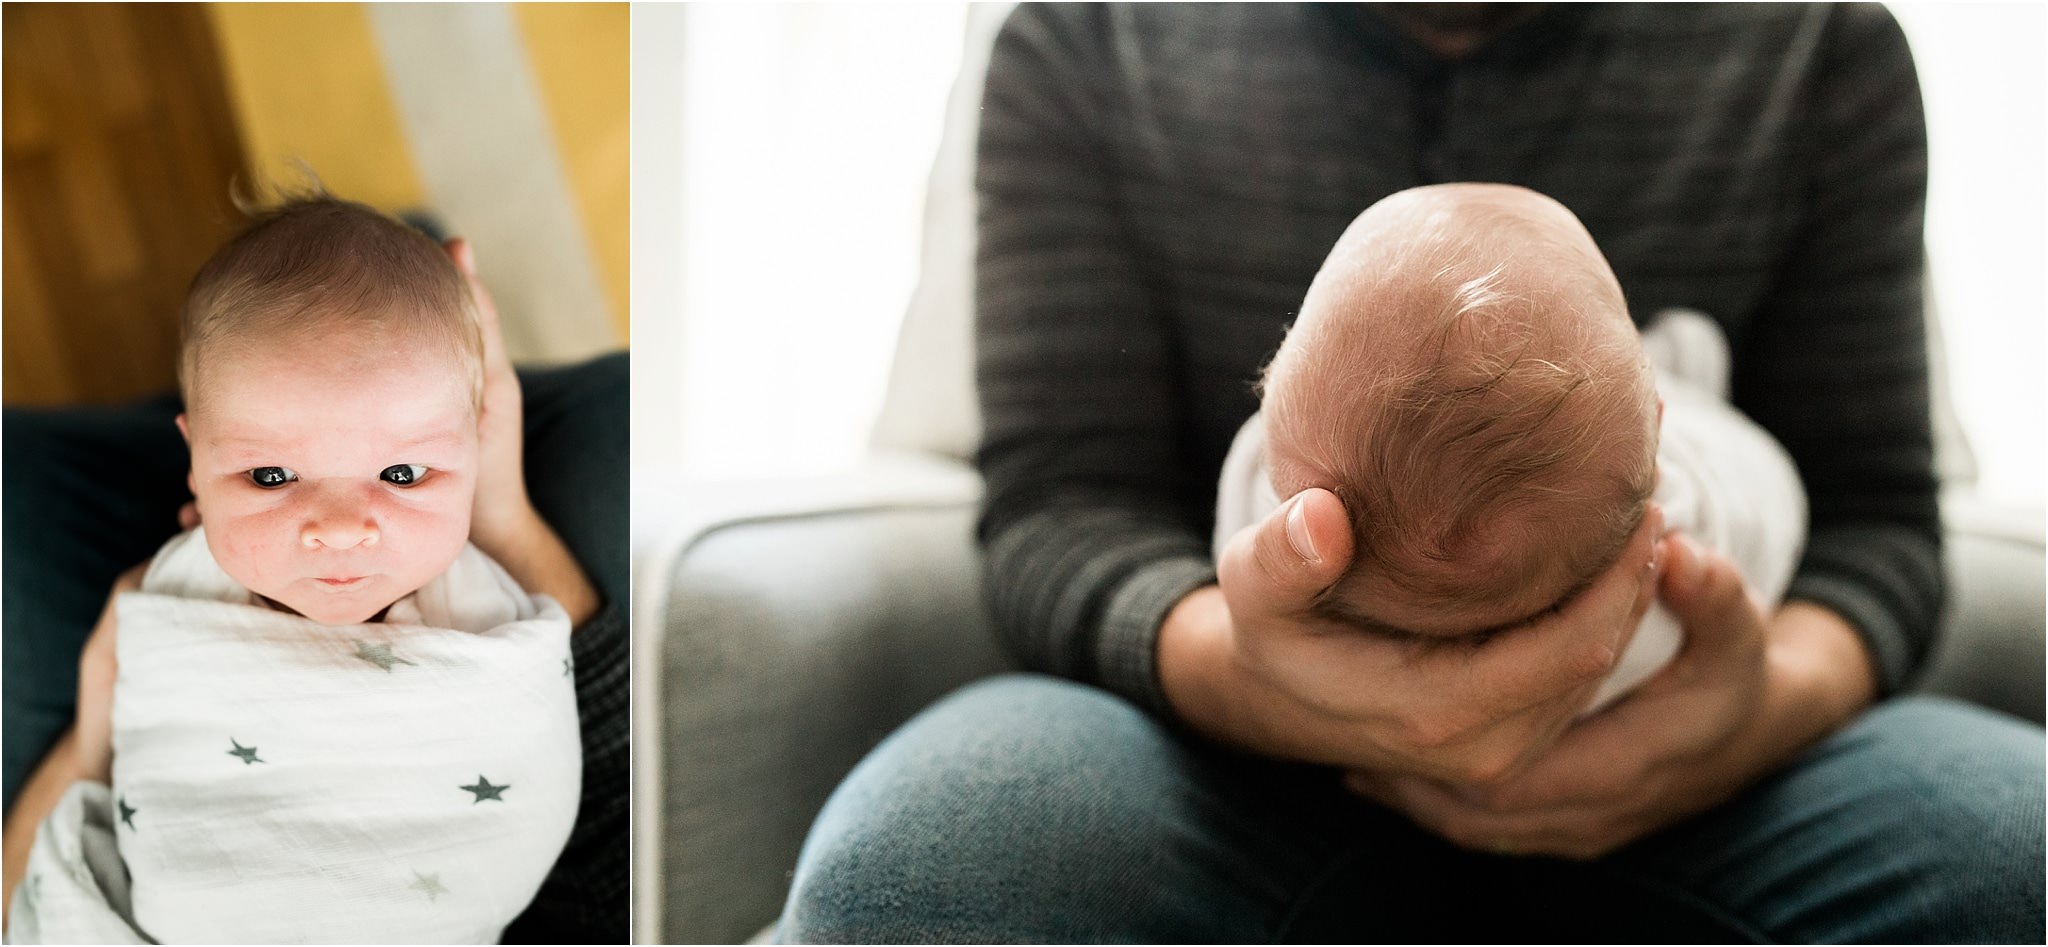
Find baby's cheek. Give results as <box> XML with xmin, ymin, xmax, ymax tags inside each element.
<box><xmin>385</xmin><ymin>498</ymin><xmax>472</xmax><ymax>577</ymax></box>
<box><xmin>207</xmin><ymin>512</ymin><xmax>297</xmax><ymax>590</ymax></box>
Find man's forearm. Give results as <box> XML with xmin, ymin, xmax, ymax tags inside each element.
<box><xmin>1153</xmin><ymin>584</ymin><xmax>1337</xmax><ymax>765</ymax></box>
<box><xmin>475</xmin><ymin>507</ymin><xmax>600</xmax><ymax>628</ymax></box>
<box><xmin>1763</xmin><ymin>600</ymin><xmax>1880</xmax><ymax>750</ymax></box>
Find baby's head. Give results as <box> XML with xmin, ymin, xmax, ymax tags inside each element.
<box><xmin>1262</xmin><ymin>183</ymin><xmax>1658</xmax><ymax>640</ymax></box>
<box><xmin>177</xmin><ymin>193</ymin><xmax>485</xmax><ymax>625</ymax></box>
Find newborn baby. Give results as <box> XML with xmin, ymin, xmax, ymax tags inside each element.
<box><xmin>1214</xmin><ymin>183</ymin><xmax>1806</xmax><ymax>714</ymax></box>
<box><xmin>10</xmin><ymin>196</ymin><xmax>579</xmax><ymax>944</ymax></box>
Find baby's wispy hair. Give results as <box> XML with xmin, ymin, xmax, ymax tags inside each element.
<box><xmin>1262</xmin><ymin>184</ymin><xmax>1659</xmax><ymax>613</ymax></box>
<box><xmin>179</xmin><ymin>174</ymin><xmax>483</xmax><ymax>412</ymax></box>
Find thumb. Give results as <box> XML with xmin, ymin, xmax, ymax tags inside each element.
<box><xmin>1217</xmin><ymin>487</ymin><xmax>1354</xmax><ymax>617</ymax></box>
<box><xmin>444</xmin><ymin>236</ymin><xmax>476</xmax><ymax>276</ymax></box>
<box><xmin>446</xmin><ymin>237</ymin><xmax>509</xmax><ymax>365</ymax></box>
<box><xmin>1658</xmin><ymin>533</ymin><xmax>1752</xmax><ymax>647</ymax></box>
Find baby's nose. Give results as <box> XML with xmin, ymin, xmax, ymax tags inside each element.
<box><xmin>301</xmin><ymin>499</ymin><xmax>380</xmax><ymax>549</ymax></box>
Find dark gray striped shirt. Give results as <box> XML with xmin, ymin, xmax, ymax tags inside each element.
<box><xmin>974</xmin><ymin>2</ymin><xmax>1939</xmax><ymax>713</ymax></box>
<box><xmin>504</xmin><ymin>600</ymin><xmax>628</xmax><ymax>942</ymax></box>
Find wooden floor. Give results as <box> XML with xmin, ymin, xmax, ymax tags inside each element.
<box><xmin>4</xmin><ymin>3</ymin><xmax>249</xmax><ymax>406</ymax></box>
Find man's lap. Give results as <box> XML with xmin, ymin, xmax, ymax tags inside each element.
<box><xmin>1617</xmin><ymin>695</ymin><xmax>2045</xmax><ymax>943</ymax></box>
<box><xmin>782</xmin><ymin>674</ymin><xmax>2044</xmax><ymax>943</ymax></box>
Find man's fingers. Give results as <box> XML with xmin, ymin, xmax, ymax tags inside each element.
<box><xmin>1659</xmin><ymin>534</ymin><xmax>1756</xmax><ymax>658</ymax></box>
<box><xmin>1216</xmin><ymin>488</ymin><xmax>1354</xmax><ymax>616</ymax></box>
<box><xmin>444</xmin><ymin>237</ymin><xmax>511</xmax><ymax>366</ymax></box>
<box><xmin>1477</xmin><ymin>705</ymin><xmax>1659</xmax><ymax>810</ymax></box>
<box><xmin>445</xmin><ymin>236</ymin><xmax>476</xmax><ymax>276</ymax></box>
<box><xmin>1432</xmin><ymin>608</ymin><xmax>1616</xmax><ymax>727</ymax></box>
<box><xmin>1432</xmin><ymin>501</ymin><xmax>1665</xmax><ymax>720</ymax></box>
<box><xmin>1346</xmin><ymin>770</ymin><xmax>1627</xmax><ymax>859</ymax></box>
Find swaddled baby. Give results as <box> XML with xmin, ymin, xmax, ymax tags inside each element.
<box><xmin>1215</xmin><ymin>183</ymin><xmax>1806</xmax><ymax>713</ymax></box>
<box><xmin>9</xmin><ymin>196</ymin><xmax>578</xmax><ymax>944</ymax></box>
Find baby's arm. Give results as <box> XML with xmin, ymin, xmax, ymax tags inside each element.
<box><xmin>1</xmin><ymin>565</ymin><xmax>143</xmax><ymax>926</ymax></box>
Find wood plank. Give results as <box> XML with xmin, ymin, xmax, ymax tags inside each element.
<box><xmin>3</xmin><ymin>3</ymin><xmax>248</xmax><ymax>406</ymax></box>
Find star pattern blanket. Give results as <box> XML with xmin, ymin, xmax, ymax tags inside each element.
<box><xmin>8</xmin><ymin>529</ymin><xmax>580</xmax><ymax>944</ymax></box>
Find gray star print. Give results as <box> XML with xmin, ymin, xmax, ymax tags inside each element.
<box><xmin>563</xmin><ymin>656</ymin><xmax>573</xmax><ymax>677</ymax></box>
<box><xmin>409</xmin><ymin>870</ymin><xmax>448</xmax><ymax>902</ymax></box>
<box><xmin>459</xmin><ymin>775</ymin><xmax>508</xmax><ymax>803</ymax></box>
<box><xmin>117</xmin><ymin>796</ymin><xmax>137</xmax><ymax>831</ymax></box>
<box><xmin>227</xmin><ymin>738</ymin><xmax>264</xmax><ymax>765</ymax></box>
<box><xmin>352</xmin><ymin>639</ymin><xmax>417</xmax><ymax>672</ymax></box>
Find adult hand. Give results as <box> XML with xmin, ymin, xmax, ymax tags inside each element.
<box><xmin>1346</xmin><ymin>533</ymin><xmax>1877</xmax><ymax>859</ymax></box>
<box><xmin>1158</xmin><ymin>488</ymin><xmax>1665</xmax><ymax>784</ymax></box>
<box><xmin>444</xmin><ymin>238</ymin><xmax>532</xmax><ymax>551</ymax></box>
<box><xmin>441</xmin><ymin>239</ymin><xmax>601</xmax><ymax>626</ymax></box>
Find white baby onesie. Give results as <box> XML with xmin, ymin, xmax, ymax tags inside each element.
<box><xmin>1213</xmin><ymin>310</ymin><xmax>1807</xmax><ymax>715</ymax></box>
<box><xmin>9</xmin><ymin>528</ymin><xmax>580</xmax><ymax>945</ymax></box>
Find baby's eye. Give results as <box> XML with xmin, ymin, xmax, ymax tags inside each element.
<box><xmin>248</xmin><ymin>467</ymin><xmax>298</xmax><ymax>489</ymax></box>
<box><xmin>380</xmin><ymin>464</ymin><xmax>429</xmax><ymax>486</ymax></box>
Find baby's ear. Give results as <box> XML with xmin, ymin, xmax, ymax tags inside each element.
<box><xmin>1655</xmin><ymin>397</ymin><xmax>1665</xmax><ymax>427</ymax></box>
<box><xmin>174</xmin><ymin>414</ymin><xmax>195</xmax><ymax>497</ymax></box>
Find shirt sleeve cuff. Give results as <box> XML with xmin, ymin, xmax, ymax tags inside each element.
<box><xmin>1784</xmin><ymin>570</ymin><xmax>1917</xmax><ymax>695</ymax></box>
<box><xmin>1094</xmin><ymin>555</ymin><xmax>1219</xmax><ymax>717</ymax></box>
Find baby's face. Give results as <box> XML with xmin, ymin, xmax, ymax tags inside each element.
<box><xmin>180</xmin><ymin>327</ymin><xmax>479</xmax><ymax>624</ymax></box>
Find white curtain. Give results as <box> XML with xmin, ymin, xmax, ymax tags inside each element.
<box><xmin>635</xmin><ymin>3</ymin><xmax>2044</xmax><ymax>506</ymax></box>
<box><xmin>635</xmin><ymin>2</ymin><xmax>969</xmax><ymax>480</ymax></box>
<box><xmin>1893</xmin><ymin>3</ymin><xmax>2046</xmax><ymax>506</ymax></box>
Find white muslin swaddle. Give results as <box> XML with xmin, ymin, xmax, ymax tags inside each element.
<box><xmin>1213</xmin><ymin>310</ymin><xmax>1807</xmax><ymax>715</ymax></box>
<box><xmin>9</xmin><ymin>527</ymin><xmax>579</xmax><ymax>945</ymax></box>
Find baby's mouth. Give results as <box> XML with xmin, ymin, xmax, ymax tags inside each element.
<box><xmin>316</xmin><ymin>576</ymin><xmax>370</xmax><ymax>588</ymax></box>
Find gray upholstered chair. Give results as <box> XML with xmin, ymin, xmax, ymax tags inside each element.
<box><xmin>630</xmin><ymin>9</ymin><xmax>2045</xmax><ymax>941</ymax></box>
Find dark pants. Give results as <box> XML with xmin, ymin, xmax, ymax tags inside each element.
<box><xmin>783</xmin><ymin>674</ymin><xmax>2045</xmax><ymax>943</ymax></box>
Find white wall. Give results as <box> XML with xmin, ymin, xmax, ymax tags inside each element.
<box><xmin>634</xmin><ymin>2</ymin><xmax>966</xmax><ymax>480</ymax></box>
<box><xmin>631</xmin><ymin>3</ymin><xmax>690</xmax><ymax>478</ymax></box>
<box><xmin>640</xmin><ymin>3</ymin><xmax>2046</xmax><ymax>507</ymax></box>
<box><xmin>1892</xmin><ymin>3</ymin><xmax>2046</xmax><ymax>506</ymax></box>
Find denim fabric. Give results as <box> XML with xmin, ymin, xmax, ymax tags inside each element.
<box><xmin>782</xmin><ymin>675</ymin><xmax>2044</xmax><ymax>943</ymax></box>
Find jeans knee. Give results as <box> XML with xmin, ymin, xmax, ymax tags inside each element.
<box><xmin>780</xmin><ymin>674</ymin><xmax>1190</xmax><ymax>942</ymax></box>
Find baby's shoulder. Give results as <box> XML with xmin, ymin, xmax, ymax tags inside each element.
<box><xmin>441</xmin><ymin>543</ymin><xmax>530</xmax><ymax>599</ymax></box>
<box><xmin>393</xmin><ymin>543</ymin><xmax>552</xmax><ymax>633</ymax></box>
<box><xmin>135</xmin><ymin>527</ymin><xmax>250</xmax><ymax>604</ymax></box>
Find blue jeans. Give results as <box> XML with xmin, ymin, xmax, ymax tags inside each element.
<box><xmin>782</xmin><ymin>674</ymin><xmax>2044</xmax><ymax>943</ymax></box>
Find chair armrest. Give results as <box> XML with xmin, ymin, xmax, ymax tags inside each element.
<box><xmin>629</xmin><ymin>468</ymin><xmax>2043</xmax><ymax>942</ymax></box>
<box><xmin>632</xmin><ymin>455</ymin><xmax>1010</xmax><ymax>945</ymax></box>
<box><xmin>1910</xmin><ymin>491</ymin><xmax>2046</xmax><ymax>723</ymax></box>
